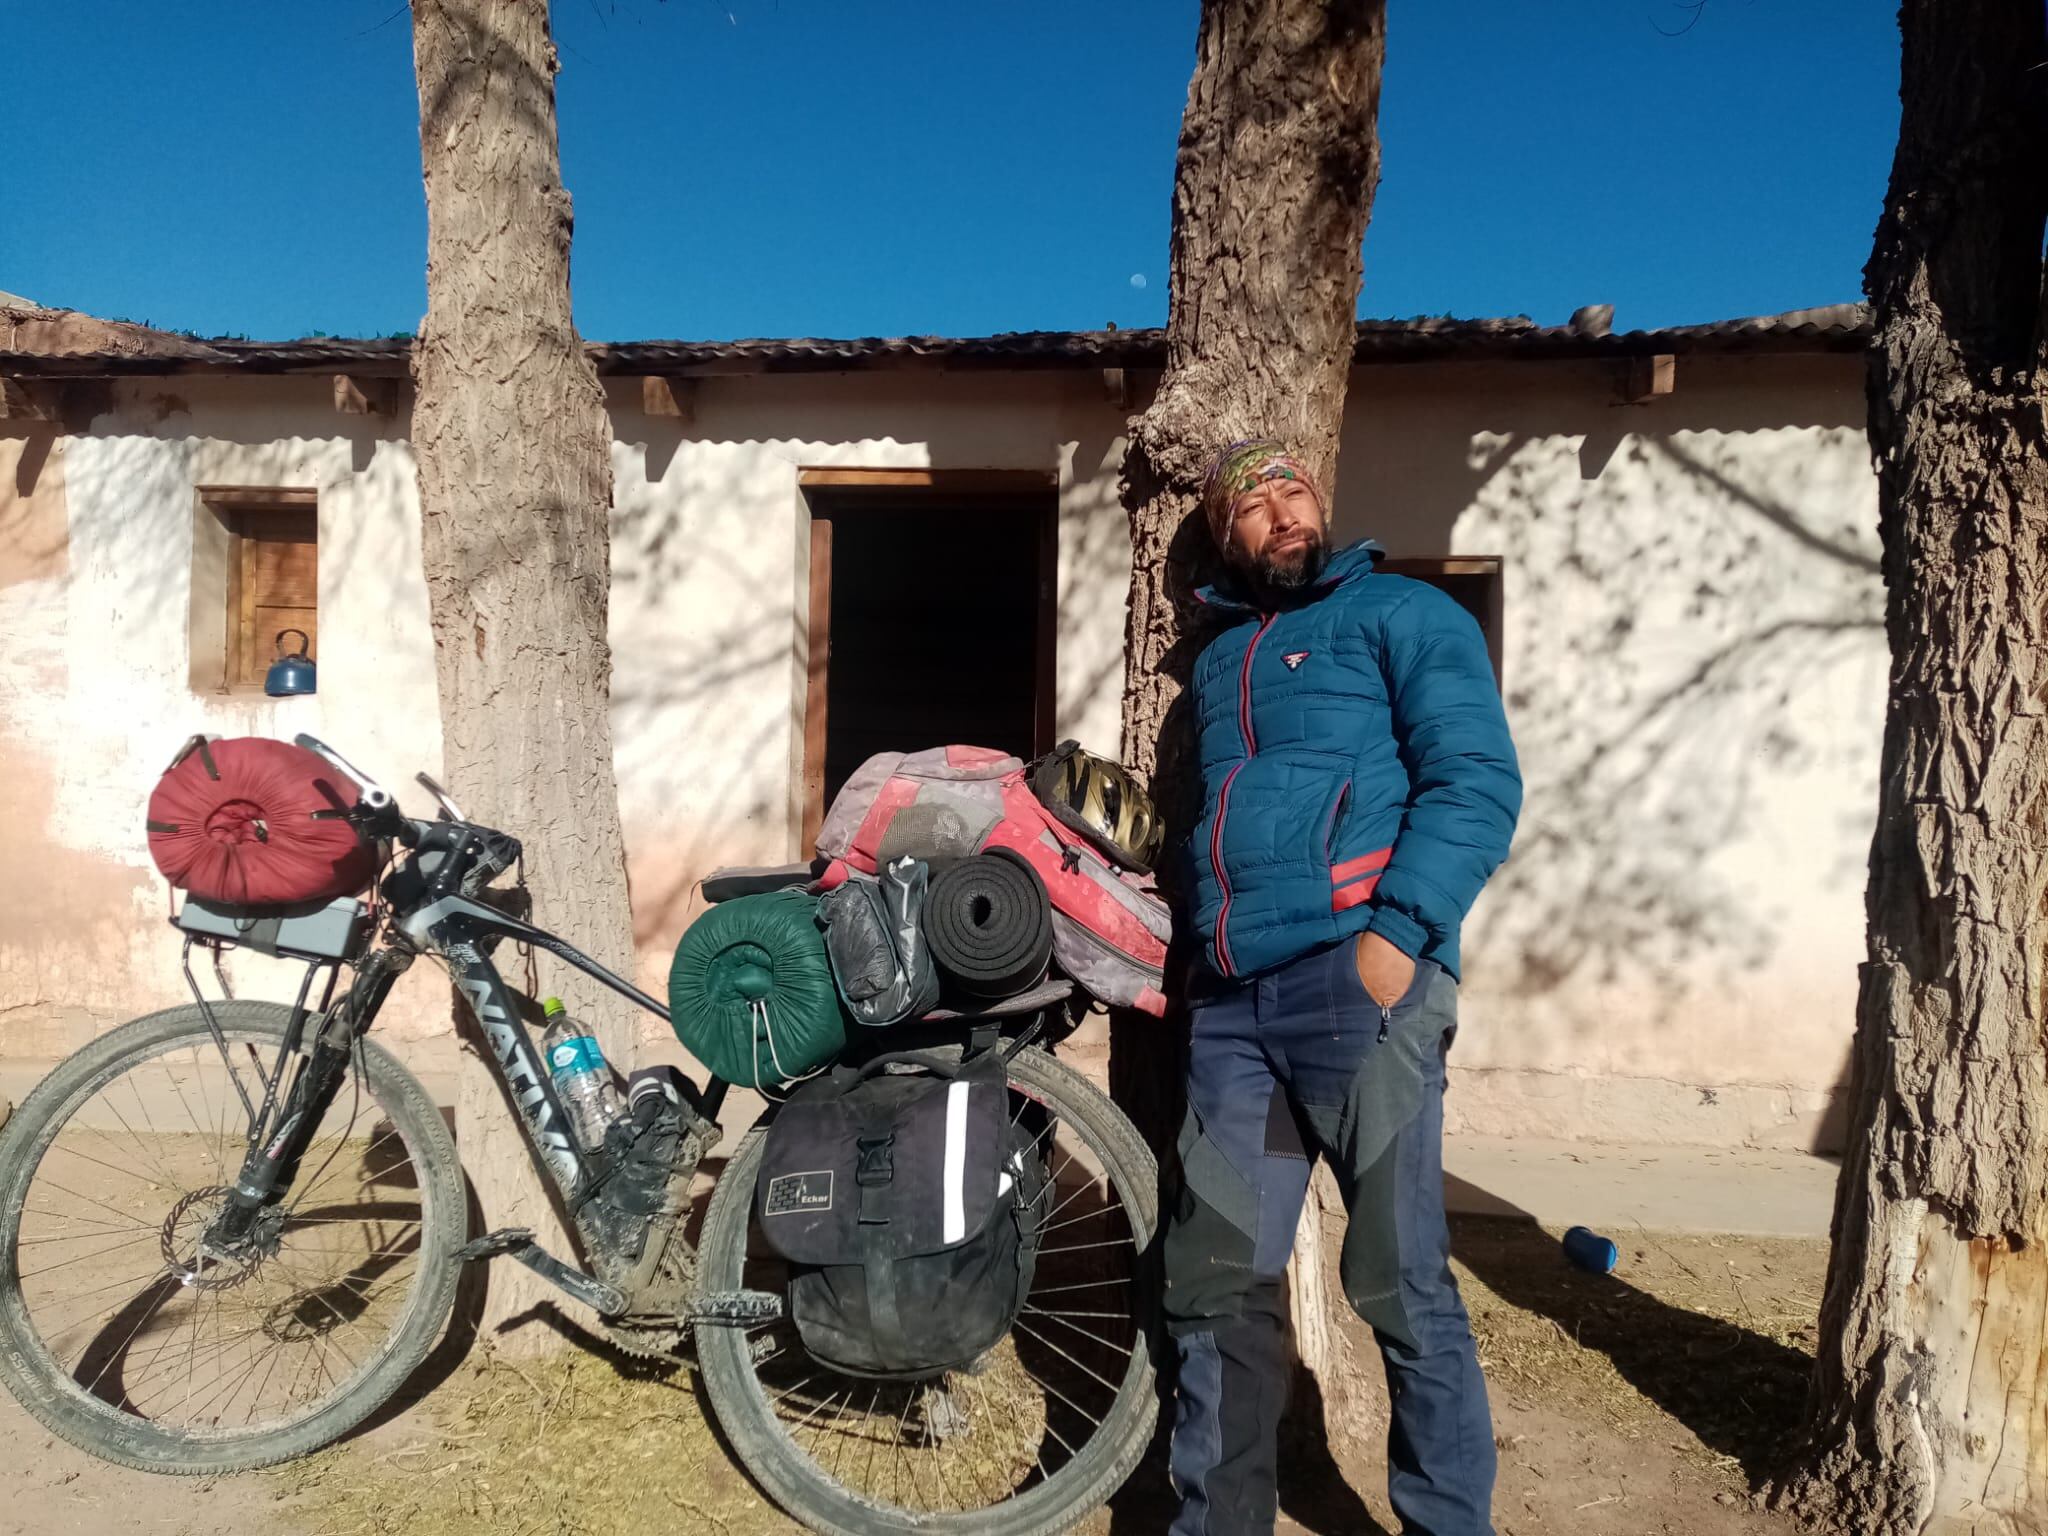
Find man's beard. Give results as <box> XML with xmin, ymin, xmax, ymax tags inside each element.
<box><xmin>1250</xmin><ymin>535</ymin><xmax>1328</xmax><ymax>597</ymax></box>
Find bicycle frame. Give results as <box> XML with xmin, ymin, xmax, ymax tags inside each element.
<box><xmin>204</xmin><ymin>884</ymin><xmax>715</xmax><ymax>1278</ymax></box>
<box><xmin>393</xmin><ymin>889</ymin><xmax>685</xmax><ymax>1202</ymax></box>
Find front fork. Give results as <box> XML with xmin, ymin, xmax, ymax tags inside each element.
<box><xmin>206</xmin><ymin>945</ymin><xmax>415</xmax><ymax>1247</ymax></box>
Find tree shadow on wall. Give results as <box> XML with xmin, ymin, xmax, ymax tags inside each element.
<box><xmin>1328</xmin><ymin>383</ymin><xmax>1883</xmax><ymax>1098</ymax></box>
<box><xmin>1478</xmin><ymin>434</ymin><xmax>1879</xmax><ymax>1049</ymax></box>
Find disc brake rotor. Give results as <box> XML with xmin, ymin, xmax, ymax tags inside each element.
<box><xmin>160</xmin><ymin>1186</ymin><xmax>281</xmax><ymax>1291</ymax></box>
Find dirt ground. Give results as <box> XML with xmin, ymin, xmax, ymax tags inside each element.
<box><xmin>1287</xmin><ymin>1215</ymin><xmax>1825</xmax><ymax>1536</ymax></box>
<box><xmin>0</xmin><ymin>1215</ymin><xmax>1827</xmax><ymax>1536</ymax></box>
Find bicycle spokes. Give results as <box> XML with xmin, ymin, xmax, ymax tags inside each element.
<box><xmin>11</xmin><ymin>1033</ymin><xmax>431</xmax><ymax>1434</ymax></box>
<box><xmin>734</xmin><ymin>1092</ymin><xmax>1145</xmax><ymax>1516</ymax></box>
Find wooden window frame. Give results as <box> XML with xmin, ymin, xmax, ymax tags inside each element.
<box><xmin>796</xmin><ymin>469</ymin><xmax>1059</xmax><ymax>853</ymax></box>
<box><xmin>1376</xmin><ymin>555</ymin><xmax>1505</xmax><ymax>684</ymax></box>
<box><xmin>199</xmin><ymin>486</ymin><xmax>318</xmax><ymax>693</ymax></box>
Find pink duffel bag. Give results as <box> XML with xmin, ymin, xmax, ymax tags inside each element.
<box><xmin>816</xmin><ymin>746</ymin><xmax>1170</xmax><ymax>1016</ymax></box>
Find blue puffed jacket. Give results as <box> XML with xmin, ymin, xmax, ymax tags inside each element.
<box><xmin>1184</xmin><ymin>540</ymin><xmax>1521</xmax><ymax>981</ymax></box>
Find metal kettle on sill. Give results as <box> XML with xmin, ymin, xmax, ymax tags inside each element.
<box><xmin>264</xmin><ymin>629</ymin><xmax>317</xmax><ymax>697</ymax></box>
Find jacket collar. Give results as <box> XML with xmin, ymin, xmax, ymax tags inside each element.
<box><xmin>1194</xmin><ymin>537</ymin><xmax>1383</xmax><ymax>614</ymax></box>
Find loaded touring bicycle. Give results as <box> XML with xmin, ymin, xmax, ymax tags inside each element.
<box><xmin>0</xmin><ymin>734</ymin><xmax>1162</xmax><ymax>1536</ymax></box>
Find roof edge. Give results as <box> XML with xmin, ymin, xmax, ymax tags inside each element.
<box><xmin>0</xmin><ymin>304</ymin><xmax>1871</xmax><ymax>379</ymax></box>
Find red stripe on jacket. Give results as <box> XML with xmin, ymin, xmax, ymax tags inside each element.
<box><xmin>1331</xmin><ymin>847</ymin><xmax>1392</xmax><ymax>885</ymax></box>
<box><xmin>1330</xmin><ymin>845</ymin><xmax>1394</xmax><ymax>913</ymax></box>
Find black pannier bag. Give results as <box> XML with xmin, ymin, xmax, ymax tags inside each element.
<box><xmin>755</xmin><ymin>1050</ymin><xmax>1045</xmax><ymax>1379</ymax></box>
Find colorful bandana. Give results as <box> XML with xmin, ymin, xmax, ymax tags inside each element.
<box><xmin>1202</xmin><ymin>438</ymin><xmax>1322</xmax><ymax>546</ymax></box>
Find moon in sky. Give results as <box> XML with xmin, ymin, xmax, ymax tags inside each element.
<box><xmin>1129</xmin><ymin>273</ymin><xmax>1147</xmax><ymax>289</ymax></box>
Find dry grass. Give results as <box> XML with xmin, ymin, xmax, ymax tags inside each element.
<box><xmin>271</xmin><ymin>1333</ymin><xmax>1087</xmax><ymax>1535</ymax></box>
<box><xmin>1451</xmin><ymin>1218</ymin><xmax>1827</xmax><ymax>1480</ymax></box>
<box><xmin>273</xmin><ymin>1350</ymin><xmax>794</xmax><ymax>1536</ymax></box>
<box><xmin>268</xmin><ymin>1223</ymin><xmax>1831</xmax><ymax>1536</ymax></box>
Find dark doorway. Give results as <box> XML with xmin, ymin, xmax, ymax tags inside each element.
<box><xmin>801</xmin><ymin>472</ymin><xmax>1058</xmax><ymax>851</ymax></box>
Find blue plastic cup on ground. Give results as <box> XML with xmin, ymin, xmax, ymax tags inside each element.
<box><xmin>1562</xmin><ymin>1225</ymin><xmax>1619</xmax><ymax>1273</ymax></box>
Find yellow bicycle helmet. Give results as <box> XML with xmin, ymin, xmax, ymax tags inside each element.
<box><xmin>1028</xmin><ymin>741</ymin><xmax>1165</xmax><ymax>874</ymax></box>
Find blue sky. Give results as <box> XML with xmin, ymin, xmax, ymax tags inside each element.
<box><xmin>0</xmin><ymin>1</ymin><xmax>1898</xmax><ymax>342</ymax></box>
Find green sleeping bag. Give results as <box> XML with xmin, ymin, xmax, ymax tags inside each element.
<box><xmin>668</xmin><ymin>890</ymin><xmax>848</xmax><ymax>1088</ymax></box>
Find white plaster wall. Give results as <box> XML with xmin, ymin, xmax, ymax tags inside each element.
<box><xmin>0</xmin><ymin>353</ymin><xmax>1879</xmax><ymax>1150</ymax></box>
<box><xmin>0</xmin><ymin>378</ymin><xmax>450</xmax><ymax>1074</ymax></box>
<box><xmin>1334</xmin><ymin>355</ymin><xmax>1881</xmax><ymax>1149</ymax></box>
<box><xmin>602</xmin><ymin>372</ymin><xmax>1132</xmax><ymax>1023</ymax></box>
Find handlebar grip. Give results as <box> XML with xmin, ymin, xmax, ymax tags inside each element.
<box><xmin>345</xmin><ymin>797</ymin><xmax>417</xmax><ymax>850</ymax></box>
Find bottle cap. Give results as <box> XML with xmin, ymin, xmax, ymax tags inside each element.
<box><xmin>542</xmin><ymin>996</ymin><xmax>566</xmax><ymax>1018</ymax></box>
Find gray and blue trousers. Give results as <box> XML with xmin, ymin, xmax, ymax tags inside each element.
<box><xmin>1162</xmin><ymin>938</ymin><xmax>1495</xmax><ymax>1536</ymax></box>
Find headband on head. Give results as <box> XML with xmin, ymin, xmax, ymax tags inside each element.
<box><xmin>1202</xmin><ymin>439</ymin><xmax>1321</xmax><ymax>545</ymax></box>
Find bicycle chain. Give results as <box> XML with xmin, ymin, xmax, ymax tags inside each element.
<box><xmin>601</xmin><ymin>1214</ymin><xmax>697</xmax><ymax>1360</ymax></box>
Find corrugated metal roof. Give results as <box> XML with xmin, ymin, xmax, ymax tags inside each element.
<box><xmin>0</xmin><ymin>304</ymin><xmax>1870</xmax><ymax>378</ymax></box>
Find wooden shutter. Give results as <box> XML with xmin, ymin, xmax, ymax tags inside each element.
<box><xmin>223</xmin><ymin>503</ymin><xmax>318</xmax><ymax>687</ymax></box>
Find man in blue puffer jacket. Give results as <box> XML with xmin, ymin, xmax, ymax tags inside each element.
<box><xmin>1163</xmin><ymin>439</ymin><xmax>1521</xmax><ymax>1536</ymax></box>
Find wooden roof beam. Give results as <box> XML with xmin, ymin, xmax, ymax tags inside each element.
<box><xmin>333</xmin><ymin>375</ymin><xmax>399</xmax><ymax>415</ymax></box>
<box><xmin>1620</xmin><ymin>353</ymin><xmax>1676</xmax><ymax>404</ymax></box>
<box><xmin>0</xmin><ymin>377</ymin><xmax>59</xmax><ymax>421</ymax></box>
<box><xmin>641</xmin><ymin>376</ymin><xmax>696</xmax><ymax>422</ymax></box>
<box><xmin>1</xmin><ymin>376</ymin><xmax>112</xmax><ymax>428</ymax></box>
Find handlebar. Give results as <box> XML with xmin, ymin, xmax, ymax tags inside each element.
<box><xmin>293</xmin><ymin>733</ymin><xmax>420</xmax><ymax>847</ymax></box>
<box><xmin>295</xmin><ymin>733</ymin><xmax>394</xmax><ymax>812</ymax></box>
<box><xmin>293</xmin><ymin>734</ymin><xmax>517</xmax><ymax>879</ymax></box>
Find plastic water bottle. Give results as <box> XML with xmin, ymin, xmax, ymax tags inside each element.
<box><xmin>1562</xmin><ymin>1225</ymin><xmax>1620</xmax><ymax>1273</ymax></box>
<box><xmin>539</xmin><ymin>997</ymin><xmax>622</xmax><ymax>1151</ymax></box>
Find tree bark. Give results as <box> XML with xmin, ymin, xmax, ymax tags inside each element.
<box><xmin>1780</xmin><ymin>6</ymin><xmax>2048</xmax><ymax>1529</ymax></box>
<box><xmin>1113</xmin><ymin>0</ymin><xmax>1385</xmax><ymax>1442</ymax></box>
<box><xmin>410</xmin><ymin>0</ymin><xmax>639</xmax><ymax>1348</ymax></box>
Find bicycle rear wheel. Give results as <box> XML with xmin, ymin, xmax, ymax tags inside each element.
<box><xmin>695</xmin><ymin>1043</ymin><xmax>1158</xmax><ymax>1536</ymax></box>
<box><xmin>0</xmin><ymin>1002</ymin><xmax>466</xmax><ymax>1473</ymax></box>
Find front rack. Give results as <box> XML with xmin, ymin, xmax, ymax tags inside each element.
<box><xmin>179</xmin><ymin>931</ymin><xmax>342</xmax><ymax>1151</ymax></box>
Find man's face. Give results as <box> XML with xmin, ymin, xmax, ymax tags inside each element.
<box><xmin>1221</xmin><ymin>475</ymin><xmax>1327</xmax><ymax>592</ymax></box>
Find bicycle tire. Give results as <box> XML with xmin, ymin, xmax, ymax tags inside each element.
<box><xmin>695</xmin><ymin>1043</ymin><xmax>1159</xmax><ymax>1536</ymax></box>
<box><xmin>0</xmin><ymin>1002</ymin><xmax>467</xmax><ymax>1473</ymax></box>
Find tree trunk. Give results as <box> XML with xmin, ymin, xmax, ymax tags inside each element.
<box><xmin>1114</xmin><ymin>0</ymin><xmax>1385</xmax><ymax>1438</ymax></box>
<box><xmin>410</xmin><ymin>0</ymin><xmax>639</xmax><ymax>1348</ymax></box>
<box><xmin>1780</xmin><ymin>6</ymin><xmax>2048</xmax><ymax>1529</ymax></box>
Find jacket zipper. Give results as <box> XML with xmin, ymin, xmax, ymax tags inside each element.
<box><xmin>1321</xmin><ymin>781</ymin><xmax>1352</xmax><ymax>863</ymax></box>
<box><xmin>1212</xmin><ymin>612</ymin><xmax>1276</xmax><ymax>976</ymax></box>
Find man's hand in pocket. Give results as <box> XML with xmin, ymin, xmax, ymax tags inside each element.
<box><xmin>1353</xmin><ymin>930</ymin><xmax>1417</xmax><ymax>1009</ymax></box>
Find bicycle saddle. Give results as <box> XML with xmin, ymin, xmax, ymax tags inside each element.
<box><xmin>701</xmin><ymin>859</ymin><xmax>825</xmax><ymax>904</ymax></box>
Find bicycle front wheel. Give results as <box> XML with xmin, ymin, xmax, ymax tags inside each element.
<box><xmin>0</xmin><ymin>1002</ymin><xmax>466</xmax><ymax>1473</ymax></box>
<box><xmin>696</xmin><ymin>1043</ymin><xmax>1159</xmax><ymax>1536</ymax></box>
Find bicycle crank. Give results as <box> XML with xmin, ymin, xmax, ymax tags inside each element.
<box><xmin>455</xmin><ymin>1228</ymin><xmax>627</xmax><ymax>1316</ymax></box>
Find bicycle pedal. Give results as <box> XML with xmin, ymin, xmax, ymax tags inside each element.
<box><xmin>688</xmin><ymin>1289</ymin><xmax>785</xmax><ymax>1325</ymax></box>
<box><xmin>455</xmin><ymin>1227</ymin><xmax>536</xmax><ymax>1262</ymax></box>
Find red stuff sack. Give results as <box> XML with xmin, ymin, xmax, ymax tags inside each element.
<box><xmin>146</xmin><ymin>737</ymin><xmax>377</xmax><ymax>907</ymax></box>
